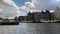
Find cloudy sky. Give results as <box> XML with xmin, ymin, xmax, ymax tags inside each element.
<box><xmin>0</xmin><ymin>0</ymin><xmax>60</xmax><ymax>18</ymax></box>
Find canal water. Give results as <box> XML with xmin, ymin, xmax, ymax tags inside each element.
<box><xmin>0</xmin><ymin>23</ymin><xmax>60</xmax><ymax>34</ymax></box>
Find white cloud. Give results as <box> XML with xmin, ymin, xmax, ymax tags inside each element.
<box><xmin>0</xmin><ymin>0</ymin><xmax>20</xmax><ymax>18</ymax></box>
<box><xmin>21</xmin><ymin>6</ymin><xmax>27</xmax><ymax>10</ymax></box>
<box><xmin>24</xmin><ymin>0</ymin><xmax>60</xmax><ymax>11</ymax></box>
<box><xmin>3</xmin><ymin>0</ymin><xmax>19</xmax><ymax>9</ymax></box>
<box><xmin>52</xmin><ymin>0</ymin><xmax>58</xmax><ymax>2</ymax></box>
<box><xmin>24</xmin><ymin>2</ymin><xmax>37</xmax><ymax>13</ymax></box>
<box><xmin>25</xmin><ymin>2</ymin><xmax>35</xmax><ymax>9</ymax></box>
<box><xmin>30</xmin><ymin>9</ymin><xmax>41</xmax><ymax>13</ymax></box>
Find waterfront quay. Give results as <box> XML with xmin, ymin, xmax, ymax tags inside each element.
<box><xmin>0</xmin><ymin>23</ymin><xmax>60</xmax><ymax>34</ymax></box>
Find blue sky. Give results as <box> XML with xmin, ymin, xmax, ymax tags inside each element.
<box><xmin>12</xmin><ymin>0</ymin><xmax>32</xmax><ymax>16</ymax></box>
<box><xmin>13</xmin><ymin>0</ymin><xmax>32</xmax><ymax>7</ymax></box>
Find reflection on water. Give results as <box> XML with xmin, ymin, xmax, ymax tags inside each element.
<box><xmin>0</xmin><ymin>23</ymin><xmax>60</xmax><ymax>34</ymax></box>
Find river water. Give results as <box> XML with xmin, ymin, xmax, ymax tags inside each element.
<box><xmin>0</xmin><ymin>23</ymin><xmax>60</xmax><ymax>34</ymax></box>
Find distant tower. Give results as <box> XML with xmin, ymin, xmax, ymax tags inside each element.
<box><xmin>54</xmin><ymin>6</ymin><xmax>60</xmax><ymax>20</ymax></box>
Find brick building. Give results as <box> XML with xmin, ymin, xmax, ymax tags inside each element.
<box><xmin>27</xmin><ymin>12</ymin><xmax>41</xmax><ymax>21</ymax></box>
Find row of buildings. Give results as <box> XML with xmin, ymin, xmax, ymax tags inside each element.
<box><xmin>19</xmin><ymin>10</ymin><xmax>54</xmax><ymax>21</ymax></box>
<box><xmin>19</xmin><ymin>7</ymin><xmax>60</xmax><ymax>22</ymax></box>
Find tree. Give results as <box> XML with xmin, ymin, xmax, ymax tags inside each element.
<box><xmin>18</xmin><ymin>16</ymin><xmax>21</xmax><ymax>21</ymax></box>
<box><xmin>14</xmin><ymin>16</ymin><xmax>17</xmax><ymax>20</ymax></box>
<box><xmin>0</xmin><ymin>17</ymin><xmax>3</xmax><ymax>20</ymax></box>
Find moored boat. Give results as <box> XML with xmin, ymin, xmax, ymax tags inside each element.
<box><xmin>40</xmin><ymin>20</ymin><xmax>60</xmax><ymax>23</ymax></box>
<box><xmin>0</xmin><ymin>20</ymin><xmax>19</xmax><ymax>25</ymax></box>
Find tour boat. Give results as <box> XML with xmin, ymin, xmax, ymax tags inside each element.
<box><xmin>0</xmin><ymin>20</ymin><xmax>19</xmax><ymax>25</ymax></box>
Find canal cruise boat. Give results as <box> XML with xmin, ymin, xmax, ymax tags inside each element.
<box><xmin>0</xmin><ymin>20</ymin><xmax>19</xmax><ymax>25</ymax></box>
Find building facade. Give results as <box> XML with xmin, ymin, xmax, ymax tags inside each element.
<box><xmin>33</xmin><ymin>12</ymin><xmax>41</xmax><ymax>21</ymax></box>
<box><xmin>27</xmin><ymin>12</ymin><xmax>34</xmax><ymax>21</ymax></box>
<box><xmin>54</xmin><ymin>7</ymin><xmax>60</xmax><ymax>20</ymax></box>
<box><xmin>18</xmin><ymin>16</ymin><xmax>28</xmax><ymax>21</ymax></box>
<box><xmin>40</xmin><ymin>10</ymin><xmax>51</xmax><ymax>20</ymax></box>
<box><xmin>27</xmin><ymin>12</ymin><xmax>41</xmax><ymax>21</ymax></box>
<box><xmin>51</xmin><ymin>12</ymin><xmax>54</xmax><ymax>20</ymax></box>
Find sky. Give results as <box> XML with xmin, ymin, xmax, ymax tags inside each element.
<box><xmin>13</xmin><ymin>0</ymin><xmax>31</xmax><ymax>6</ymax></box>
<box><xmin>13</xmin><ymin>0</ymin><xmax>60</xmax><ymax>14</ymax></box>
<box><xmin>0</xmin><ymin>0</ymin><xmax>60</xmax><ymax>18</ymax></box>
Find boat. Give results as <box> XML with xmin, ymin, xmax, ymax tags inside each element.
<box><xmin>40</xmin><ymin>20</ymin><xmax>60</xmax><ymax>23</ymax></box>
<box><xmin>0</xmin><ymin>20</ymin><xmax>19</xmax><ymax>25</ymax></box>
